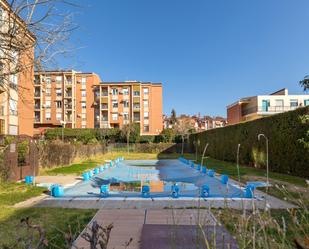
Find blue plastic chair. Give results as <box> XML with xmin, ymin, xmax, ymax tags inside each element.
<box><xmin>100</xmin><ymin>185</ymin><xmax>110</xmax><ymax>197</ymax></box>
<box><xmin>200</xmin><ymin>184</ymin><xmax>210</xmax><ymax>197</ymax></box>
<box><xmin>171</xmin><ymin>184</ymin><xmax>180</xmax><ymax>198</ymax></box>
<box><xmin>197</xmin><ymin>164</ymin><xmax>201</xmax><ymax>171</ymax></box>
<box><xmin>221</xmin><ymin>175</ymin><xmax>229</xmax><ymax>184</ymax></box>
<box><xmin>51</xmin><ymin>184</ymin><xmax>64</xmax><ymax>197</ymax></box>
<box><xmin>94</xmin><ymin>168</ymin><xmax>99</xmax><ymax>175</ymax></box>
<box><xmin>25</xmin><ymin>175</ymin><xmax>34</xmax><ymax>184</ymax></box>
<box><xmin>82</xmin><ymin>172</ymin><xmax>90</xmax><ymax>181</ymax></box>
<box><xmin>99</xmin><ymin>166</ymin><xmax>104</xmax><ymax>172</ymax></box>
<box><xmin>202</xmin><ymin>166</ymin><xmax>207</xmax><ymax>174</ymax></box>
<box><xmin>141</xmin><ymin>185</ymin><xmax>150</xmax><ymax>198</ymax></box>
<box><xmin>207</xmin><ymin>169</ymin><xmax>215</xmax><ymax>177</ymax></box>
<box><xmin>88</xmin><ymin>170</ymin><xmax>93</xmax><ymax>178</ymax></box>
<box><xmin>244</xmin><ymin>184</ymin><xmax>255</xmax><ymax>198</ymax></box>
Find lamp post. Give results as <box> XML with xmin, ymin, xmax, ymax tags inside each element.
<box><xmin>236</xmin><ymin>144</ymin><xmax>241</xmax><ymax>185</ymax></box>
<box><xmin>60</xmin><ymin>120</ymin><xmax>67</xmax><ymax>142</ymax></box>
<box><xmin>258</xmin><ymin>133</ymin><xmax>269</xmax><ymax>189</ymax></box>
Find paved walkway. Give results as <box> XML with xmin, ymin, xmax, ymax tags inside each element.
<box><xmin>73</xmin><ymin>209</ymin><xmax>218</xmax><ymax>249</ymax></box>
<box><xmin>33</xmin><ymin>193</ymin><xmax>296</xmax><ymax>210</ymax></box>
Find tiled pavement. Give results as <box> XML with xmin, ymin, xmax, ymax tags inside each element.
<box><xmin>73</xmin><ymin>209</ymin><xmax>219</xmax><ymax>249</ymax></box>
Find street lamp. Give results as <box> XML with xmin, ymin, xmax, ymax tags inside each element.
<box><xmin>236</xmin><ymin>144</ymin><xmax>241</xmax><ymax>185</ymax></box>
<box><xmin>60</xmin><ymin>120</ymin><xmax>67</xmax><ymax>142</ymax></box>
<box><xmin>258</xmin><ymin>133</ymin><xmax>269</xmax><ymax>189</ymax></box>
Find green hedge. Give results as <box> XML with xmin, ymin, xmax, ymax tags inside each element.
<box><xmin>190</xmin><ymin>107</ymin><xmax>309</xmax><ymax>178</ymax></box>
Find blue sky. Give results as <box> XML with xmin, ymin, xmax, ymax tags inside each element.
<box><xmin>61</xmin><ymin>0</ymin><xmax>309</xmax><ymax>116</ymax></box>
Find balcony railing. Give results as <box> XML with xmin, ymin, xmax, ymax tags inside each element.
<box><xmin>242</xmin><ymin>106</ymin><xmax>300</xmax><ymax>116</ymax></box>
<box><xmin>34</xmin><ymin>92</ymin><xmax>40</xmax><ymax>97</ymax></box>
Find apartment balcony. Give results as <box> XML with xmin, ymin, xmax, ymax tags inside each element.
<box><xmin>101</xmin><ymin>116</ymin><xmax>108</xmax><ymax>122</ymax></box>
<box><xmin>65</xmin><ymin>104</ymin><xmax>72</xmax><ymax>109</ymax></box>
<box><xmin>101</xmin><ymin>92</ymin><xmax>108</xmax><ymax>97</ymax></box>
<box><xmin>0</xmin><ymin>106</ymin><xmax>4</xmax><ymax>116</ymax></box>
<box><xmin>34</xmin><ymin>92</ymin><xmax>41</xmax><ymax>98</ymax></box>
<box><xmin>64</xmin><ymin>93</ymin><xmax>72</xmax><ymax>98</ymax></box>
<box><xmin>242</xmin><ymin>106</ymin><xmax>300</xmax><ymax>116</ymax></box>
<box><xmin>34</xmin><ymin>104</ymin><xmax>41</xmax><ymax>110</ymax></box>
<box><xmin>34</xmin><ymin>117</ymin><xmax>41</xmax><ymax>123</ymax></box>
<box><xmin>65</xmin><ymin>117</ymin><xmax>72</xmax><ymax>122</ymax></box>
<box><xmin>101</xmin><ymin>104</ymin><xmax>108</xmax><ymax>110</ymax></box>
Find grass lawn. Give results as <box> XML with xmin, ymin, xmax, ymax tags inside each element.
<box><xmin>0</xmin><ymin>182</ymin><xmax>97</xmax><ymax>248</ymax></box>
<box><xmin>0</xmin><ymin>182</ymin><xmax>46</xmax><ymax>206</ymax></box>
<box><xmin>0</xmin><ymin>207</ymin><xmax>96</xmax><ymax>248</ymax></box>
<box><xmin>43</xmin><ymin>151</ymin><xmax>185</xmax><ymax>175</ymax></box>
<box><xmin>214</xmin><ymin>208</ymin><xmax>309</xmax><ymax>249</ymax></box>
<box><xmin>184</xmin><ymin>155</ymin><xmax>307</xmax><ymax>187</ymax></box>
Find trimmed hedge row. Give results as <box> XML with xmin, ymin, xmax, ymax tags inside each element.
<box><xmin>39</xmin><ymin>141</ymin><xmax>107</xmax><ymax>168</ymax></box>
<box><xmin>189</xmin><ymin>107</ymin><xmax>309</xmax><ymax>178</ymax></box>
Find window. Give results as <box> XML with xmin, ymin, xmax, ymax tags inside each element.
<box><xmin>144</xmin><ymin>111</ymin><xmax>149</xmax><ymax>120</ymax></box>
<box><xmin>45</xmin><ymin>100</ymin><xmax>51</xmax><ymax>108</ymax></box>
<box><xmin>9</xmin><ymin>125</ymin><xmax>18</xmax><ymax>135</ymax></box>
<box><xmin>9</xmin><ymin>99</ymin><xmax>17</xmax><ymax>116</ymax></box>
<box><xmin>133</xmin><ymin>103</ymin><xmax>140</xmax><ymax>109</ymax></box>
<box><xmin>143</xmin><ymin>125</ymin><xmax>149</xmax><ymax>132</ymax></box>
<box><xmin>45</xmin><ymin>77</ymin><xmax>51</xmax><ymax>84</ymax></box>
<box><xmin>134</xmin><ymin>91</ymin><xmax>140</xmax><ymax>96</ymax></box>
<box><xmin>112</xmin><ymin>100</ymin><xmax>118</xmax><ymax>108</ymax></box>
<box><xmin>290</xmin><ymin>99</ymin><xmax>298</xmax><ymax>108</ymax></box>
<box><xmin>46</xmin><ymin>88</ymin><xmax>51</xmax><ymax>96</ymax></box>
<box><xmin>112</xmin><ymin>113</ymin><xmax>118</xmax><ymax>121</ymax></box>
<box><xmin>143</xmin><ymin>100</ymin><xmax>148</xmax><ymax>108</ymax></box>
<box><xmin>81</xmin><ymin>78</ymin><xmax>86</xmax><ymax>85</ymax></box>
<box><xmin>275</xmin><ymin>99</ymin><xmax>284</xmax><ymax>111</ymax></box>
<box><xmin>123</xmin><ymin>100</ymin><xmax>129</xmax><ymax>108</ymax></box>
<box><xmin>305</xmin><ymin>100</ymin><xmax>309</xmax><ymax>106</ymax></box>
<box><xmin>81</xmin><ymin>90</ymin><xmax>86</xmax><ymax>97</ymax></box>
<box><xmin>81</xmin><ymin>101</ymin><xmax>86</xmax><ymax>109</ymax></box>
<box><xmin>0</xmin><ymin>7</ymin><xmax>3</xmax><ymax>28</ymax></box>
<box><xmin>10</xmin><ymin>74</ymin><xmax>18</xmax><ymax>85</ymax></box>
<box><xmin>82</xmin><ymin>114</ymin><xmax>86</xmax><ymax>121</ymax></box>
<box><xmin>45</xmin><ymin>112</ymin><xmax>51</xmax><ymax>120</ymax></box>
<box><xmin>56</xmin><ymin>76</ymin><xmax>62</xmax><ymax>83</ymax></box>
<box><xmin>56</xmin><ymin>113</ymin><xmax>62</xmax><ymax>121</ymax></box>
<box><xmin>56</xmin><ymin>101</ymin><xmax>62</xmax><ymax>109</ymax></box>
<box><xmin>82</xmin><ymin>125</ymin><xmax>86</xmax><ymax>128</ymax></box>
<box><xmin>123</xmin><ymin>112</ymin><xmax>129</xmax><ymax>120</ymax></box>
<box><xmin>112</xmin><ymin>88</ymin><xmax>118</xmax><ymax>95</ymax></box>
<box><xmin>56</xmin><ymin>88</ymin><xmax>62</xmax><ymax>97</ymax></box>
<box><xmin>143</xmin><ymin>88</ymin><xmax>149</xmax><ymax>95</ymax></box>
<box><xmin>123</xmin><ymin>88</ymin><xmax>129</xmax><ymax>95</ymax></box>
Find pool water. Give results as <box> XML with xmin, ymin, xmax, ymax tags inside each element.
<box><xmin>63</xmin><ymin>159</ymin><xmax>246</xmax><ymax>199</ymax></box>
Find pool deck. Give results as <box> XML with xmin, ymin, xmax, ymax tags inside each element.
<box><xmin>73</xmin><ymin>209</ymin><xmax>225</xmax><ymax>249</ymax></box>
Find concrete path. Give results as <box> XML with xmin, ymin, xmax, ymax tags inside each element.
<box><xmin>33</xmin><ymin>194</ymin><xmax>296</xmax><ymax>210</ymax></box>
<box><xmin>73</xmin><ymin>209</ymin><xmax>218</xmax><ymax>249</ymax></box>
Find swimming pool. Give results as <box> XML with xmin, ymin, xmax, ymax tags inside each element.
<box><xmin>62</xmin><ymin>159</ymin><xmax>249</xmax><ymax>199</ymax></box>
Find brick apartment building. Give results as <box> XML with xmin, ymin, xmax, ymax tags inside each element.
<box><xmin>34</xmin><ymin>71</ymin><xmax>163</xmax><ymax>135</ymax></box>
<box><xmin>227</xmin><ymin>88</ymin><xmax>309</xmax><ymax>125</ymax></box>
<box><xmin>0</xmin><ymin>0</ymin><xmax>35</xmax><ymax>136</ymax></box>
<box><xmin>34</xmin><ymin>70</ymin><xmax>101</xmax><ymax>131</ymax></box>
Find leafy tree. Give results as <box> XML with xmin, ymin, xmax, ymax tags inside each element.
<box><xmin>299</xmin><ymin>76</ymin><xmax>309</xmax><ymax>92</ymax></box>
<box><xmin>170</xmin><ymin>109</ymin><xmax>177</xmax><ymax>125</ymax></box>
<box><xmin>160</xmin><ymin>128</ymin><xmax>175</xmax><ymax>143</ymax></box>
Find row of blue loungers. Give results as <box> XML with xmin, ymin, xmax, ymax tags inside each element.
<box><xmin>178</xmin><ymin>157</ymin><xmax>256</xmax><ymax>199</ymax></box>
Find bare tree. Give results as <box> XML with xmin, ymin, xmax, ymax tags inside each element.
<box><xmin>121</xmin><ymin>122</ymin><xmax>139</xmax><ymax>154</ymax></box>
<box><xmin>174</xmin><ymin>117</ymin><xmax>195</xmax><ymax>155</ymax></box>
<box><xmin>0</xmin><ymin>0</ymin><xmax>78</xmax><ymax>102</ymax></box>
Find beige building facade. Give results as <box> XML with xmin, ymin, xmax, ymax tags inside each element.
<box><xmin>227</xmin><ymin>88</ymin><xmax>309</xmax><ymax>125</ymax></box>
